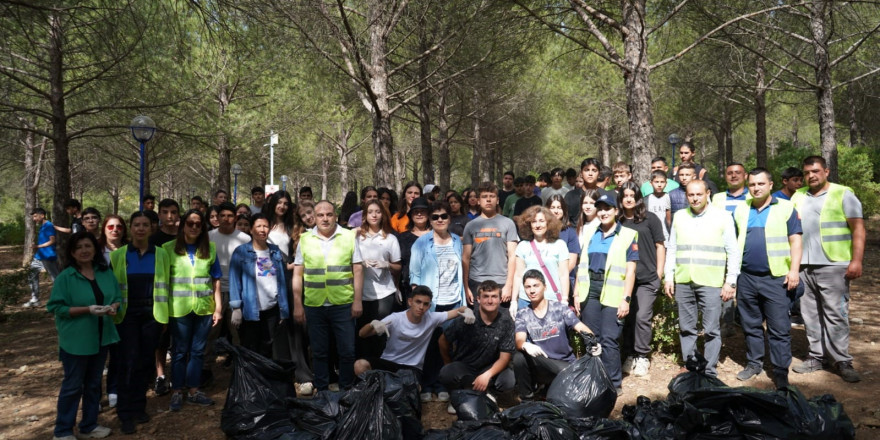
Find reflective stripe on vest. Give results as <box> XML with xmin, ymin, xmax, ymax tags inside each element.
<box><xmin>734</xmin><ymin>199</ymin><xmax>794</xmax><ymax>277</ymax></box>
<box><xmin>791</xmin><ymin>183</ymin><xmax>853</xmax><ymax>262</ymax></box>
<box><xmin>162</xmin><ymin>241</ymin><xmax>217</xmax><ymax>317</ymax></box>
<box><xmin>673</xmin><ymin>206</ymin><xmax>727</xmax><ymax>287</ymax></box>
<box><xmin>301</xmin><ymin>228</ymin><xmax>356</xmax><ymax>307</ymax></box>
<box><xmin>110</xmin><ymin>245</ymin><xmax>171</xmax><ymax>324</ymax></box>
<box><xmin>575</xmin><ymin>224</ymin><xmax>638</xmax><ymax>307</ymax></box>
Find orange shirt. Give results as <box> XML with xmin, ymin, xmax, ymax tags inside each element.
<box><xmin>390</xmin><ymin>213</ymin><xmax>410</xmax><ymax>233</ymax></box>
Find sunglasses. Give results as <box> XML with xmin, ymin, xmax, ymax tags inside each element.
<box><xmin>186</xmin><ymin>221</ymin><xmax>202</xmax><ymax>228</ymax></box>
<box><xmin>430</xmin><ymin>213</ymin><xmax>450</xmax><ymax>221</ymax></box>
<box><xmin>106</xmin><ymin>224</ymin><xmax>124</xmax><ymax>231</ymax></box>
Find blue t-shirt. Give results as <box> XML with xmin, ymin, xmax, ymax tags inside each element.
<box><xmin>741</xmin><ymin>198</ymin><xmax>802</xmax><ymax>275</ymax></box>
<box><xmin>586</xmin><ymin>224</ymin><xmax>639</xmax><ymax>273</ymax></box>
<box><xmin>125</xmin><ymin>245</ymin><xmax>157</xmax><ymax>303</ymax></box>
<box><xmin>515</xmin><ymin>301</ymin><xmax>580</xmax><ymax>362</ymax></box>
<box><xmin>772</xmin><ymin>190</ymin><xmax>791</xmax><ymax>201</ymax></box>
<box><xmin>36</xmin><ymin>221</ymin><xmax>57</xmax><ymax>260</ymax></box>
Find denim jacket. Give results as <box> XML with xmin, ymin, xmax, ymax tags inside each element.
<box><xmin>409</xmin><ymin>231</ymin><xmax>466</xmax><ymax>311</ymax></box>
<box><xmin>229</xmin><ymin>242</ymin><xmax>290</xmax><ymax>321</ymax></box>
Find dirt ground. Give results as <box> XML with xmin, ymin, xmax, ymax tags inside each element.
<box><xmin>1</xmin><ymin>221</ymin><xmax>879</xmax><ymax>439</ymax></box>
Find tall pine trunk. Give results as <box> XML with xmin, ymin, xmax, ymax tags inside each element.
<box><xmin>622</xmin><ymin>0</ymin><xmax>656</xmax><ymax>183</ymax></box>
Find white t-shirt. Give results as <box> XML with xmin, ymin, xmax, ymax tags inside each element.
<box><xmin>515</xmin><ymin>239</ymin><xmax>570</xmax><ymax>302</ymax></box>
<box><xmin>381</xmin><ymin>310</ymin><xmax>447</xmax><ymax>369</ymax></box>
<box><xmin>254</xmin><ymin>249</ymin><xmax>278</xmax><ymax>311</ymax></box>
<box><xmin>268</xmin><ymin>226</ymin><xmax>291</xmax><ymax>257</ymax></box>
<box><xmin>210</xmin><ymin>229</ymin><xmax>252</xmax><ymax>292</ymax></box>
<box><xmin>646</xmin><ymin>193</ymin><xmax>671</xmax><ymax>240</ymax></box>
<box><xmin>357</xmin><ymin>231</ymin><xmax>401</xmax><ymax>301</ymax></box>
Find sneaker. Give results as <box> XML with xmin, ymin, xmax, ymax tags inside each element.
<box><xmin>299</xmin><ymin>382</ymin><xmax>315</xmax><ymax>396</ymax></box>
<box><xmin>154</xmin><ymin>376</ymin><xmax>169</xmax><ymax>396</ymax></box>
<box><xmin>120</xmin><ymin>419</ymin><xmax>136</xmax><ymax>435</ymax></box>
<box><xmin>632</xmin><ymin>357</ymin><xmax>651</xmax><ymax>377</ymax></box>
<box><xmin>773</xmin><ymin>373</ymin><xmax>790</xmax><ymax>390</ymax></box>
<box><xmin>792</xmin><ymin>358</ymin><xmax>824</xmax><ymax>374</ymax></box>
<box><xmin>53</xmin><ymin>436</ymin><xmax>76</xmax><ymax>440</ymax></box>
<box><xmin>420</xmin><ymin>392</ymin><xmax>433</xmax><ymax>403</ymax></box>
<box><xmin>134</xmin><ymin>412</ymin><xmax>150</xmax><ymax>424</ymax></box>
<box><xmin>437</xmin><ymin>391</ymin><xmax>450</xmax><ymax>402</ymax></box>
<box><xmin>108</xmin><ymin>393</ymin><xmax>117</xmax><ymax>408</ymax></box>
<box><xmin>22</xmin><ymin>298</ymin><xmax>39</xmax><ymax>308</ymax></box>
<box><xmin>76</xmin><ymin>425</ymin><xmax>111</xmax><ymax>439</ymax></box>
<box><xmin>169</xmin><ymin>392</ymin><xmax>183</xmax><ymax>412</ymax></box>
<box><xmin>736</xmin><ymin>364</ymin><xmax>763</xmax><ymax>381</ymax></box>
<box><xmin>187</xmin><ymin>390</ymin><xmax>215</xmax><ymax>406</ymax></box>
<box><xmin>790</xmin><ymin>314</ymin><xmax>804</xmax><ymax>327</ymax></box>
<box><xmin>447</xmin><ymin>403</ymin><xmax>456</xmax><ymax>415</ymax></box>
<box><xmin>621</xmin><ymin>356</ymin><xmax>635</xmax><ymax>374</ymax></box>
<box><xmin>328</xmin><ymin>383</ymin><xmax>340</xmax><ymax>392</ymax></box>
<box><xmin>486</xmin><ymin>392</ymin><xmax>497</xmax><ymax>404</ymax></box>
<box><xmin>720</xmin><ymin>324</ymin><xmax>736</xmax><ymax>338</ymax></box>
<box><xmin>836</xmin><ymin>361</ymin><xmax>861</xmax><ymax>383</ymax></box>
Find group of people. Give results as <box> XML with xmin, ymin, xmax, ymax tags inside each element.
<box><xmin>33</xmin><ymin>145</ymin><xmax>864</xmax><ymax>440</ymax></box>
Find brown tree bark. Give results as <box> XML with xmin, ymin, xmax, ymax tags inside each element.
<box><xmin>599</xmin><ymin>119</ymin><xmax>611</xmax><ymax>167</ymax></box>
<box><xmin>621</xmin><ymin>0</ymin><xmax>656</xmax><ymax>184</ymax></box>
<box><xmin>755</xmin><ymin>58</ymin><xmax>768</xmax><ymax>168</ymax></box>
<box><xmin>22</xmin><ymin>126</ymin><xmax>47</xmax><ymax>266</ymax></box>
<box><xmin>471</xmin><ymin>111</ymin><xmax>482</xmax><ymax>189</ymax></box>
<box><xmin>809</xmin><ymin>1</ymin><xmax>838</xmax><ymax>181</ymax></box>
<box><xmin>437</xmin><ymin>89</ymin><xmax>451</xmax><ymax>191</ymax></box>
<box><xmin>48</xmin><ymin>12</ymin><xmax>71</xmax><ymax>231</ymax></box>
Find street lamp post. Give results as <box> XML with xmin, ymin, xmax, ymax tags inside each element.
<box><xmin>231</xmin><ymin>164</ymin><xmax>243</xmax><ymax>204</ymax></box>
<box><xmin>281</xmin><ymin>175</ymin><xmax>289</xmax><ymax>192</ymax></box>
<box><xmin>667</xmin><ymin>133</ymin><xmax>681</xmax><ymax>168</ymax></box>
<box><xmin>130</xmin><ymin>116</ymin><xmax>156</xmax><ymax>211</ymax></box>
<box><xmin>266</xmin><ymin>131</ymin><xmax>279</xmax><ymax>185</ymax></box>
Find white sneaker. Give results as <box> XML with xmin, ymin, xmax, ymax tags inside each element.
<box><xmin>437</xmin><ymin>391</ymin><xmax>450</xmax><ymax>402</ymax></box>
<box><xmin>76</xmin><ymin>425</ymin><xmax>111</xmax><ymax>438</ymax></box>
<box><xmin>420</xmin><ymin>392</ymin><xmax>433</xmax><ymax>403</ymax></box>
<box><xmin>447</xmin><ymin>403</ymin><xmax>456</xmax><ymax>415</ymax></box>
<box><xmin>22</xmin><ymin>299</ymin><xmax>39</xmax><ymax>308</ymax></box>
<box><xmin>299</xmin><ymin>382</ymin><xmax>315</xmax><ymax>396</ymax></box>
<box><xmin>621</xmin><ymin>356</ymin><xmax>635</xmax><ymax>374</ymax></box>
<box><xmin>108</xmin><ymin>393</ymin><xmax>117</xmax><ymax>408</ymax></box>
<box><xmin>633</xmin><ymin>357</ymin><xmax>651</xmax><ymax>377</ymax></box>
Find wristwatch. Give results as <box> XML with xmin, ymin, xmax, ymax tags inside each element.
<box><xmin>729</xmin><ymin>283</ymin><xmax>737</xmax><ymax>289</ymax></box>
<box><xmin>624</xmin><ymin>296</ymin><xmax>631</xmax><ymax>303</ymax></box>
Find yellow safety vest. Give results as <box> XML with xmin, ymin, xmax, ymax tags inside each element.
<box><xmin>575</xmin><ymin>224</ymin><xmax>638</xmax><ymax>307</ymax></box>
<box><xmin>110</xmin><ymin>245</ymin><xmax>171</xmax><ymax>324</ymax></box>
<box><xmin>673</xmin><ymin>206</ymin><xmax>728</xmax><ymax>287</ymax></box>
<box><xmin>790</xmin><ymin>183</ymin><xmax>853</xmax><ymax>262</ymax></box>
<box><xmin>301</xmin><ymin>228</ymin><xmax>356</xmax><ymax>307</ymax></box>
<box><xmin>162</xmin><ymin>241</ymin><xmax>217</xmax><ymax>317</ymax></box>
<box><xmin>733</xmin><ymin>199</ymin><xmax>795</xmax><ymax>277</ymax></box>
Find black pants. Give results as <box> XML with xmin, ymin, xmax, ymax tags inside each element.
<box><xmin>355</xmin><ymin>295</ymin><xmax>396</xmax><ymax>359</ymax></box>
<box><xmin>115</xmin><ymin>307</ymin><xmax>162</xmax><ymax>421</ymax></box>
<box><xmin>239</xmin><ymin>305</ymin><xmax>283</xmax><ymax>360</ymax></box>
<box><xmin>439</xmin><ymin>361</ymin><xmax>515</xmax><ymax>393</ymax></box>
<box><xmin>511</xmin><ymin>351</ymin><xmax>570</xmax><ymax>397</ymax></box>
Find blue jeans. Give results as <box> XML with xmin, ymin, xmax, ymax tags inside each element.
<box><xmin>170</xmin><ymin>313</ymin><xmax>213</xmax><ymax>390</ymax></box>
<box><xmin>582</xmin><ymin>298</ymin><xmax>623</xmax><ymax>388</ymax></box>
<box><xmin>29</xmin><ymin>258</ymin><xmax>60</xmax><ymax>301</ymax></box>
<box><xmin>305</xmin><ymin>304</ymin><xmax>355</xmax><ymax>390</ymax></box>
<box><xmin>54</xmin><ymin>347</ymin><xmax>108</xmax><ymax>437</ymax></box>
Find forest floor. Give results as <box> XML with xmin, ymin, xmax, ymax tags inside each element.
<box><xmin>1</xmin><ymin>220</ymin><xmax>879</xmax><ymax>439</ymax></box>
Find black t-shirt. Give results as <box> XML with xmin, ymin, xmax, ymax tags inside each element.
<box><xmin>149</xmin><ymin>230</ymin><xmax>177</xmax><ymax>247</ymax></box>
<box><xmin>499</xmin><ymin>189</ymin><xmax>515</xmax><ymax>209</ymax></box>
<box><xmin>88</xmin><ymin>277</ymin><xmax>106</xmax><ymax>344</ymax></box>
<box><xmin>514</xmin><ymin>195</ymin><xmax>542</xmax><ymax>216</ymax></box>
<box><xmin>444</xmin><ymin>311</ymin><xmax>515</xmax><ymax>370</ymax></box>
<box><xmin>620</xmin><ymin>212</ymin><xmax>665</xmax><ymax>284</ymax></box>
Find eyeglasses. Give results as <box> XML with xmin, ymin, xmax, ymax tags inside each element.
<box><xmin>83</xmin><ymin>216</ymin><xmax>99</xmax><ymax>221</ymax></box>
<box><xmin>431</xmin><ymin>213</ymin><xmax>450</xmax><ymax>221</ymax></box>
<box><xmin>106</xmin><ymin>224</ymin><xmax>123</xmax><ymax>231</ymax></box>
<box><xmin>186</xmin><ymin>221</ymin><xmax>202</xmax><ymax>228</ymax></box>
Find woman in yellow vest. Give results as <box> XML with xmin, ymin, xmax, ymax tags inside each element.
<box><xmin>109</xmin><ymin>211</ymin><xmax>170</xmax><ymax>434</ymax></box>
<box><xmin>575</xmin><ymin>193</ymin><xmax>638</xmax><ymax>393</ymax></box>
<box><xmin>161</xmin><ymin>209</ymin><xmax>222</xmax><ymax>412</ymax></box>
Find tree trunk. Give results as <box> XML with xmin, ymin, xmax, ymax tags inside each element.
<box><xmin>755</xmin><ymin>58</ymin><xmax>768</xmax><ymax>168</ymax></box>
<box><xmin>22</xmin><ymin>127</ymin><xmax>46</xmax><ymax>266</ymax></box>
<box><xmin>48</xmin><ymin>12</ymin><xmax>71</xmax><ymax>233</ymax></box>
<box><xmin>810</xmin><ymin>1</ymin><xmax>838</xmax><ymax>181</ymax></box>
<box><xmin>847</xmin><ymin>85</ymin><xmax>859</xmax><ymax>147</ymax></box>
<box><xmin>622</xmin><ymin>0</ymin><xmax>656</xmax><ymax>184</ymax></box>
<box><xmin>335</xmin><ymin>121</ymin><xmax>351</xmax><ymax>195</ymax></box>
<box><xmin>437</xmin><ymin>89</ymin><xmax>451</xmax><ymax>191</ymax></box>
<box><xmin>599</xmin><ymin>119</ymin><xmax>611</xmax><ymax>166</ymax></box>
<box><xmin>321</xmin><ymin>149</ymin><xmax>329</xmax><ymax>201</ymax></box>
<box><xmin>792</xmin><ymin>114</ymin><xmax>799</xmax><ymax>149</ymax></box>
<box><xmin>418</xmin><ymin>26</ymin><xmax>434</xmax><ymax>185</ymax></box>
<box><xmin>471</xmin><ymin>112</ymin><xmax>482</xmax><ymax>189</ymax></box>
<box><xmin>216</xmin><ymin>84</ymin><xmax>231</xmax><ymax>194</ymax></box>
<box><xmin>367</xmin><ymin>1</ymin><xmax>395</xmax><ymax>189</ymax></box>
<box><xmin>394</xmin><ymin>150</ymin><xmax>405</xmax><ymax>193</ymax></box>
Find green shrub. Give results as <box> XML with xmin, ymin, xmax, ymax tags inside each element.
<box><xmin>651</xmin><ymin>293</ymin><xmax>681</xmax><ymax>362</ymax></box>
<box><xmin>838</xmin><ymin>145</ymin><xmax>880</xmax><ymax>218</ymax></box>
<box><xmin>0</xmin><ymin>268</ymin><xmax>29</xmax><ymax>317</ymax></box>
<box><xmin>0</xmin><ymin>215</ymin><xmax>26</xmax><ymax>245</ymax></box>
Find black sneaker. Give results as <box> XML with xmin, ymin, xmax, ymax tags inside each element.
<box><xmin>736</xmin><ymin>364</ymin><xmax>763</xmax><ymax>381</ymax></box>
<box><xmin>121</xmin><ymin>418</ymin><xmax>136</xmax><ymax>435</ymax></box>
<box><xmin>154</xmin><ymin>376</ymin><xmax>169</xmax><ymax>396</ymax></box>
<box><xmin>134</xmin><ymin>412</ymin><xmax>150</xmax><ymax>424</ymax></box>
<box><xmin>836</xmin><ymin>361</ymin><xmax>861</xmax><ymax>383</ymax></box>
<box><xmin>773</xmin><ymin>373</ymin><xmax>790</xmax><ymax>390</ymax></box>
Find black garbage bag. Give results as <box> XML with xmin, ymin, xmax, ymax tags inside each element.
<box><xmin>425</xmin><ymin>420</ymin><xmax>509</xmax><ymax>440</ymax></box>
<box><xmin>500</xmin><ymin>402</ymin><xmax>567</xmax><ymax>432</ymax></box>
<box><xmin>451</xmin><ymin>390</ymin><xmax>500</xmax><ymax>421</ymax></box>
<box><xmin>289</xmin><ymin>390</ymin><xmax>346</xmax><ymax>439</ymax></box>
<box><xmin>509</xmin><ymin>417</ymin><xmax>577</xmax><ymax>440</ymax></box>
<box><xmin>376</xmin><ymin>369</ymin><xmax>424</xmax><ymax>439</ymax></box>
<box><xmin>546</xmin><ymin>342</ymin><xmax>617</xmax><ymax>419</ymax></box>
<box><xmin>275</xmin><ymin>432</ymin><xmax>323</xmax><ymax>440</ymax></box>
<box><xmin>219</xmin><ymin>339</ymin><xmax>298</xmax><ymax>440</ymax></box>
<box><xmin>666</xmin><ymin>353</ymin><xmax>727</xmax><ymax>404</ymax></box>
<box><xmin>336</xmin><ymin>370</ymin><xmax>403</xmax><ymax>439</ymax></box>
<box><xmin>778</xmin><ymin>387</ymin><xmax>855</xmax><ymax>439</ymax></box>
<box><xmin>621</xmin><ymin>396</ymin><xmax>678</xmax><ymax>440</ymax></box>
<box><xmin>568</xmin><ymin>417</ymin><xmax>640</xmax><ymax>440</ymax></box>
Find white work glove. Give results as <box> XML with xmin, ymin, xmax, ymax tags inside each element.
<box><xmin>365</xmin><ymin>259</ymin><xmax>390</xmax><ymax>269</ymax></box>
<box><xmin>370</xmin><ymin>319</ymin><xmax>391</xmax><ymax>337</ymax></box>
<box><xmin>590</xmin><ymin>343</ymin><xmax>602</xmax><ymax>357</ymax></box>
<box><xmin>460</xmin><ymin>308</ymin><xmax>475</xmax><ymax>325</ymax></box>
<box><xmin>522</xmin><ymin>342</ymin><xmax>547</xmax><ymax>358</ymax></box>
<box><xmin>231</xmin><ymin>309</ymin><xmax>242</xmax><ymax>328</ymax></box>
<box><xmin>88</xmin><ymin>305</ymin><xmax>110</xmax><ymax>316</ymax></box>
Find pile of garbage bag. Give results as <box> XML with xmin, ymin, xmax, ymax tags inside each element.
<box><xmin>220</xmin><ymin>341</ymin><xmax>855</xmax><ymax>440</ymax></box>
